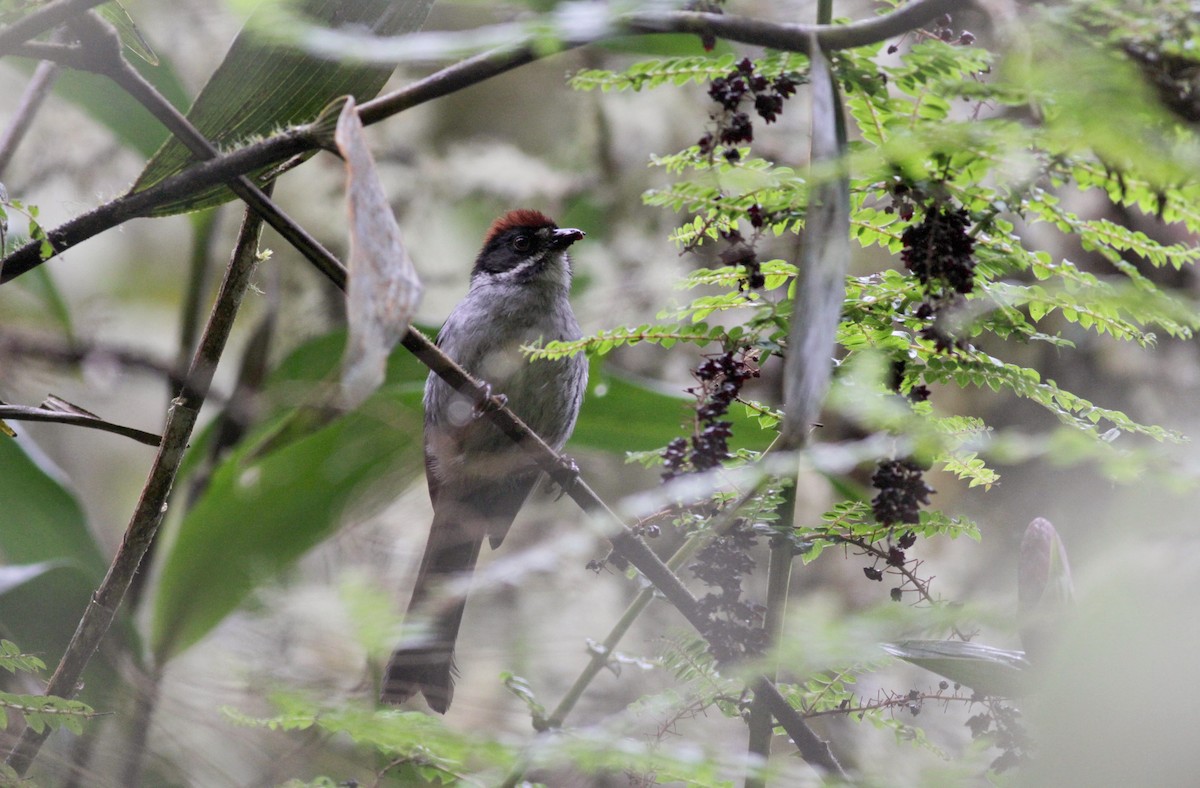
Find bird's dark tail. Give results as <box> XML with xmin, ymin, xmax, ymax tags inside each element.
<box><xmin>383</xmin><ymin>473</ymin><xmax>539</xmax><ymax>712</ymax></box>
<box><xmin>382</xmin><ymin>506</ymin><xmax>483</xmax><ymax>713</ymax></box>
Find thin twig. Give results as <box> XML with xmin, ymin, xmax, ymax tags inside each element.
<box><xmin>0</xmin><ymin>0</ymin><xmax>965</xmax><ymax>285</ymax></box>
<box><xmin>0</xmin><ymin>59</ymin><xmax>61</xmax><ymax>175</ymax></box>
<box><xmin>0</xmin><ymin>404</ymin><xmax>160</xmax><ymax>446</ymax></box>
<box><xmin>0</xmin><ymin>330</ymin><xmax>226</xmax><ymax>400</ymax></box>
<box><xmin>4</xmin><ymin>202</ymin><xmax>268</xmax><ymax>776</ymax></box>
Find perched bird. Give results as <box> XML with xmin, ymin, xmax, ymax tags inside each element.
<box><xmin>382</xmin><ymin>210</ymin><xmax>588</xmax><ymax>712</ymax></box>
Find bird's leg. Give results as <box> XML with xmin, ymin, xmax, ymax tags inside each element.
<box><xmin>472</xmin><ymin>381</ymin><xmax>508</xmax><ymax>419</ymax></box>
<box><xmin>548</xmin><ymin>454</ymin><xmax>581</xmax><ymax>500</ymax></box>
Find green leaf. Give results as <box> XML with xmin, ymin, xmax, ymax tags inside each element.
<box><xmin>571</xmin><ymin>359</ymin><xmax>773</xmax><ymax>454</ymax></box>
<box><xmin>97</xmin><ymin>0</ymin><xmax>159</xmax><ymax>65</ymax></box>
<box><xmin>132</xmin><ymin>0</ymin><xmax>435</xmax><ymax>216</ymax></box>
<box><xmin>151</xmin><ymin>386</ymin><xmax>424</xmax><ymax>660</ymax></box>
<box><xmin>42</xmin><ymin>53</ymin><xmax>189</xmax><ymax>159</ymax></box>
<box><xmin>0</xmin><ymin>438</ymin><xmax>104</xmax><ymax>576</ymax></box>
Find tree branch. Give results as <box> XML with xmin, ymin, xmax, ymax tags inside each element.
<box><xmin>617</xmin><ymin>0</ymin><xmax>961</xmax><ymax>52</ymax></box>
<box><xmin>0</xmin><ymin>59</ymin><xmax>60</xmax><ymax>175</ymax></box>
<box><xmin>0</xmin><ymin>0</ymin><xmax>966</xmax><ymax>285</ymax></box>
<box><xmin>0</xmin><ymin>403</ymin><xmax>160</xmax><ymax>446</ymax></box>
<box><xmin>0</xmin><ymin>0</ymin><xmax>107</xmax><ymax>56</ymax></box>
<box><xmin>0</xmin><ymin>330</ymin><xmax>227</xmax><ymax>400</ymax></box>
<box><xmin>4</xmin><ymin>203</ymin><xmax>268</xmax><ymax>777</ymax></box>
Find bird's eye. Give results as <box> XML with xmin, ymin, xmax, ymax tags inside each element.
<box><xmin>511</xmin><ymin>234</ymin><xmax>532</xmax><ymax>253</ymax></box>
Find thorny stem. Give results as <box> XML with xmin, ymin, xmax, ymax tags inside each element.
<box><xmin>836</xmin><ymin>533</ymin><xmax>969</xmax><ymax>640</ymax></box>
<box><xmin>0</xmin><ymin>0</ymin><xmax>965</xmax><ymax>285</ymax></box>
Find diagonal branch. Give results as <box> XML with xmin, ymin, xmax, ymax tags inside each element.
<box><xmin>0</xmin><ymin>0</ymin><xmax>965</xmax><ymax>285</ymax></box>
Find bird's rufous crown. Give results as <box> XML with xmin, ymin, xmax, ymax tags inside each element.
<box><xmin>484</xmin><ymin>209</ymin><xmax>556</xmax><ymax>245</ymax></box>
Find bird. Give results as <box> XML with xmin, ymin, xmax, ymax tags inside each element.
<box><xmin>381</xmin><ymin>209</ymin><xmax>588</xmax><ymax>713</ymax></box>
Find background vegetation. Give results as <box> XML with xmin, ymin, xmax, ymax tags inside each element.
<box><xmin>1</xmin><ymin>0</ymin><xmax>1199</xmax><ymax>785</ymax></box>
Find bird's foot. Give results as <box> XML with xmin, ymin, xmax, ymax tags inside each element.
<box><xmin>472</xmin><ymin>383</ymin><xmax>508</xmax><ymax>419</ymax></box>
<box><xmin>549</xmin><ymin>455</ymin><xmax>581</xmax><ymax>500</ymax></box>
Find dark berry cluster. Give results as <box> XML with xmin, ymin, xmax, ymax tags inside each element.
<box><xmin>862</xmin><ymin>530</ymin><xmax>917</xmax><ymax>581</ymax></box>
<box><xmin>885</xmin><ymin>180</ymin><xmax>917</xmax><ymax>222</ymax></box>
<box><xmin>717</xmin><ymin>225</ymin><xmax>762</xmax><ymax>289</ymax></box>
<box><xmin>885</xmin><ymin>13</ymin><xmax>976</xmax><ymax>56</ymax></box>
<box><xmin>967</xmin><ymin>700</ymin><xmax>1031</xmax><ymax>773</ymax></box>
<box><xmin>901</xmin><ymin>205</ymin><xmax>976</xmax><ymax>295</ymax></box>
<box><xmin>930</xmin><ymin>14</ymin><xmax>976</xmax><ymax>46</ymax></box>
<box><xmin>888</xmin><ymin>359</ymin><xmax>931</xmax><ymax>403</ymax></box>
<box><xmin>698</xmin><ymin>58</ymin><xmax>799</xmax><ymax>163</ymax></box>
<box><xmin>871</xmin><ymin>458</ymin><xmax>934</xmax><ymax>526</ymax></box>
<box><xmin>662</xmin><ymin>350</ymin><xmax>758</xmax><ymax>481</ymax></box>
<box><xmin>689</xmin><ymin>521</ymin><xmax>769</xmax><ymax>663</ymax></box>
<box><xmin>901</xmin><ymin>203</ymin><xmax>977</xmax><ymax>353</ymax></box>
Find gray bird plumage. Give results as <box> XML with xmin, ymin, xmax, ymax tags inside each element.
<box><xmin>382</xmin><ymin>211</ymin><xmax>587</xmax><ymax>712</ymax></box>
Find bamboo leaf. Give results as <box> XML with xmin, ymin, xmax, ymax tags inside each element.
<box><xmin>882</xmin><ymin>640</ymin><xmax>1031</xmax><ymax>697</ymax></box>
<box><xmin>781</xmin><ymin>40</ymin><xmax>848</xmax><ymax>448</ymax></box>
<box><xmin>131</xmin><ymin>0</ymin><xmax>434</xmax><ymax>216</ymax></box>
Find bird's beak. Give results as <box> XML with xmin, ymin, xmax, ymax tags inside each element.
<box><xmin>551</xmin><ymin>228</ymin><xmax>586</xmax><ymax>249</ymax></box>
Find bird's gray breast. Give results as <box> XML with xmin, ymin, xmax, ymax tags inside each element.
<box><xmin>425</xmin><ymin>283</ymin><xmax>586</xmax><ymax>479</ymax></box>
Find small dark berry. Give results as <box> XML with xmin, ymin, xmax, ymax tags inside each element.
<box><xmin>939</xmin><ymin>680</ymin><xmax>950</xmax><ymax>690</ymax></box>
<box><xmin>959</xmin><ymin>31</ymin><xmax>975</xmax><ymax>45</ymax></box>
<box><xmin>887</xmin><ymin>545</ymin><xmax>906</xmax><ymax>567</ymax></box>
<box><xmin>754</xmin><ymin>93</ymin><xmax>784</xmax><ymax>123</ymax></box>
<box><xmin>721</xmin><ymin>112</ymin><xmax>753</xmax><ymax>145</ymax></box>
<box><xmin>864</xmin><ymin>566</ymin><xmax>884</xmax><ymax>581</ymax></box>
<box><xmin>747</xmin><ymin>204</ymin><xmax>765</xmax><ymax>228</ymax></box>
<box><xmin>887</xmin><ymin>43</ymin><xmax>899</xmax><ymax>54</ymax></box>
<box><xmin>898</xmin><ymin>530</ymin><xmax>917</xmax><ymax>549</ymax></box>
<box><xmin>773</xmin><ymin>75</ymin><xmax>798</xmax><ymax>97</ymax></box>
<box><xmin>736</xmin><ymin>57</ymin><xmax>754</xmax><ymax>75</ymax></box>
<box><xmin>890</xmin><ymin>587</ymin><xmax>903</xmax><ymax>602</ymax></box>
<box><xmin>908</xmin><ymin>384</ymin><xmax>931</xmax><ymax>403</ymax></box>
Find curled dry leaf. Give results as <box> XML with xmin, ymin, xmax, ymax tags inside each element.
<box><xmin>336</xmin><ymin>96</ymin><xmax>423</xmax><ymax>408</ymax></box>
